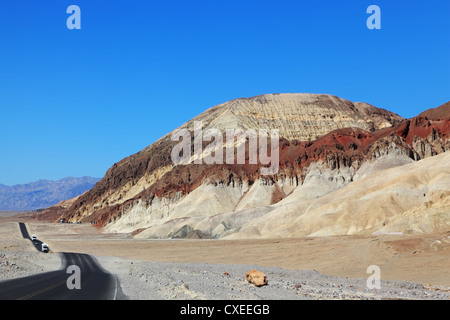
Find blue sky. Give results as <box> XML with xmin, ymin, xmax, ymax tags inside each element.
<box><xmin>0</xmin><ymin>0</ymin><xmax>449</xmax><ymax>186</ymax></box>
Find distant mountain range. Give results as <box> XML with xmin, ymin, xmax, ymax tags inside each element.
<box><xmin>0</xmin><ymin>177</ymin><xmax>100</xmax><ymax>211</ymax></box>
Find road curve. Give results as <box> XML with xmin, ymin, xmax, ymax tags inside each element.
<box><xmin>0</xmin><ymin>223</ymin><xmax>126</xmax><ymax>300</ymax></box>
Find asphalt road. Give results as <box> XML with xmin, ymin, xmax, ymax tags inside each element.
<box><xmin>19</xmin><ymin>222</ymin><xmax>45</xmax><ymax>252</ymax></box>
<box><xmin>0</xmin><ymin>223</ymin><xmax>125</xmax><ymax>300</ymax></box>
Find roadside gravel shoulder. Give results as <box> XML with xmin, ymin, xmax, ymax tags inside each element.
<box><xmin>0</xmin><ymin>251</ymin><xmax>61</xmax><ymax>281</ymax></box>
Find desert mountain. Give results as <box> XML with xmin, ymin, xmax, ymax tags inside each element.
<box><xmin>57</xmin><ymin>94</ymin><xmax>449</xmax><ymax>239</ymax></box>
<box><xmin>418</xmin><ymin>101</ymin><xmax>450</xmax><ymax>120</ymax></box>
<box><xmin>129</xmin><ymin>150</ymin><xmax>450</xmax><ymax>239</ymax></box>
<box><xmin>180</xmin><ymin>93</ymin><xmax>403</xmax><ymax>141</ymax></box>
<box><xmin>0</xmin><ymin>177</ymin><xmax>100</xmax><ymax>211</ymax></box>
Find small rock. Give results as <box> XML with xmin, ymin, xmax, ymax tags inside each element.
<box><xmin>245</xmin><ymin>269</ymin><xmax>268</xmax><ymax>287</ymax></box>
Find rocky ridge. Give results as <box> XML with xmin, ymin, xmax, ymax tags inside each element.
<box><xmin>53</xmin><ymin>94</ymin><xmax>449</xmax><ymax>239</ymax></box>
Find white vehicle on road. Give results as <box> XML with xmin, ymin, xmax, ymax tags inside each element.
<box><xmin>31</xmin><ymin>234</ymin><xmax>37</xmax><ymax>241</ymax></box>
<box><xmin>41</xmin><ymin>243</ymin><xmax>49</xmax><ymax>253</ymax></box>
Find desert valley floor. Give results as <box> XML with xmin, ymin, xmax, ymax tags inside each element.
<box><xmin>0</xmin><ymin>213</ymin><xmax>449</xmax><ymax>300</ymax></box>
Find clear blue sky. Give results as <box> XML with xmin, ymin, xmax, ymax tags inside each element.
<box><xmin>0</xmin><ymin>0</ymin><xmax>449</xmax><ymax>186</ymax></box>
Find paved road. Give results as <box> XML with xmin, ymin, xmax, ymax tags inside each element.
<box><xmin>19</xmin><ymin>222</ymin><xmax>44</xmax><ymax>252</ymax></box>
<box><xmin>0</xmin><ymin>223</ymin><xmax>125</xmax><ymax>300</ymax></box>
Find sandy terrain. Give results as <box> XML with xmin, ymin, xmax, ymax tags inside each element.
<box><xmin>0</xmin><ymin>214</ymin><xmax>449</xmax><ymax>299</ymax></box>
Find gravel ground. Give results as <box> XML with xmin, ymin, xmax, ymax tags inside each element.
<box><xmin>96</xmin><ymin>256</ymin><xmax>450</xmax><ymax>300</ymax></box>
<box><xmin>1</xmin><ymin>250</ymin><xmax>449</xmax><ymax>300</ymax></box>
<box><xmin>0</xmin><ymin>251</ymin><xmax>61</xmax><ymax>281</ymax></box>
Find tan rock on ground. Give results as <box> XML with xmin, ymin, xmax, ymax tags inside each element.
<box><xmin>246</xmin><ymin>269</ymin><xmax>268</xmax><ymax>287</ymax></box>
